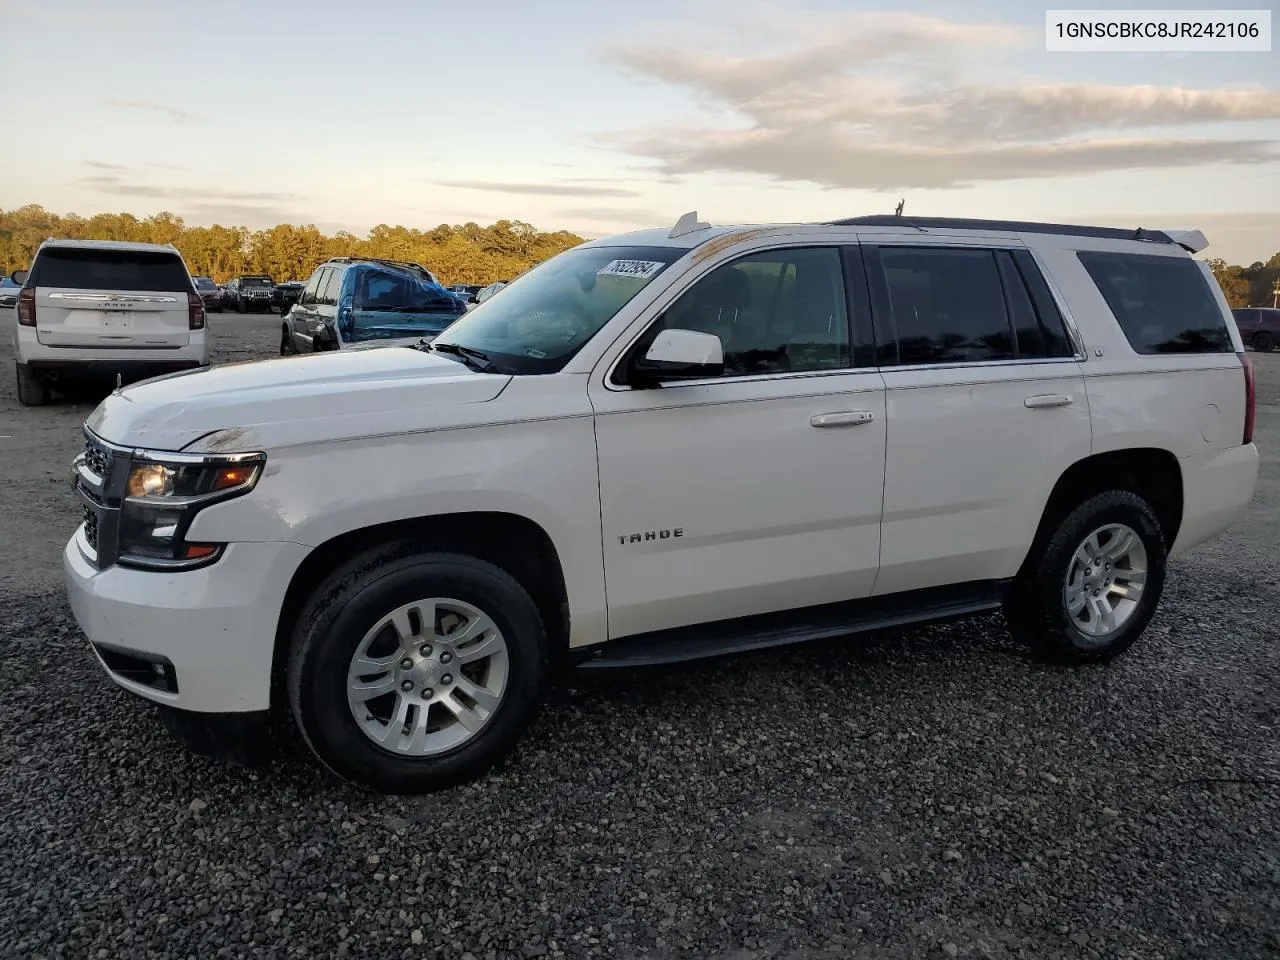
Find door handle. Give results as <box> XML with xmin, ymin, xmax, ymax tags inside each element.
<box><xmin>1024</xmin><ymin>394</ymin><xmax>1074</xmax><ymax>409</ymax></box>
<box><xmin>810</xmin><ymin>411</ymin><xmax>875</xmax><ymax>428</ymax></box>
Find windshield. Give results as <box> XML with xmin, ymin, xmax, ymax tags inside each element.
<box><xmin>243</xmin><ymin>277</ymin><xmax>272</xmax><ymax>287</ymax></box>
<box><xmin>194</xmin><ymin>277</ymin><xmax>215</xmax><ymax>289</ymax></box>
<box><xmin>432</xmin><ymin>245</ymin><xmax>682</xmax><ymax>374</ymax></box>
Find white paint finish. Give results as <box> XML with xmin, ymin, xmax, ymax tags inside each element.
<box><xmin>185</xmin><ymin>376</ymin><xmax>610</xmax><ymax>649</ymax></box>
<box><xmin>874</xmin><ymin>361</ymin><xmax>1092</xmax><ymax>595</ymax></box>
<box><xmin>89</xmin><ymin>348</ymin><xmax>510</xmax><ymax>452</ymax></box>
<box><xmin>63</xmin><ymin>535</ymin><xmax>309</xmax><ymax>712</ymax></box>
<box><xmin>1170</xmin><ymin>442</ymin><xmax>1259</xmax><ymax>558</ymax></box>
<box><xmin>591</xmin><ymin>370</ymin><xmax>887</xmax><ymax>638</ymax></box>
<box><xmin>15</xmin><ymin>323</ymin><xmax>208</xmax><ymax>372</ymax></box>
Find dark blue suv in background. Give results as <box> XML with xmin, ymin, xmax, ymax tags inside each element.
<box><xmin>281</xmin><ymin>257</ymin><xmax>468</xmax><ymax>355</ymax></box>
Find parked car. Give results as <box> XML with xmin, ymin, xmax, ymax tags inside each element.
<box><xmin>449</xmin><ymin>283</ymin><xmax>483</xmax><ymax>302</ymax></box>
<box><xmin>0</xmin><ymin>274</ymin><xmax>20</xmax><ymax>313</ymax></box>
<box><xmin>280</xmin><ymin>257</ymin><xmax>468</xmax><ymax>355</ymax></box>
<box><xmin>272</xmin><ymin>280</ymin><xmax>305</xmax><ymax>316</ymax></box>
<box><xmin>223</xmin><ymin>275</ymin><xmax>275</xmax><ymax>313</ymax></box>
<box><xmin>1231</xmin><ymin>307</ymin><xmax>1280</xmax><ymax>352</ymax></box>
<box><xmin>12</xmin><ymin>239</ymin><xmax>208</xmax><ymax>406</ymax></box>
<box><xmin>64</xmin><ymin>212</ymin><xmax>1258</xmax><ymax>793</ymax></box>
<box><xmin>192</xmin><ymin>276</ymin><xmax>223</xmax><ymax>313</ymax></box>
<box><xmin>470</xmin><ymin>280</ymin><xmax>507</xmax><ymax>309</ymax></box>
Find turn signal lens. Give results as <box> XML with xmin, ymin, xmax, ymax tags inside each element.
<box><xmin>211</xmin><ymin>466</ymin><xmax>251</xmax><ymax>491</ymax></box>
<box><xmin>182</xmin><ymin>544</ymin><xmax>219</xmax><ymax>560</ymax></box>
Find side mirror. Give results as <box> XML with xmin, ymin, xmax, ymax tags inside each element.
<box><xmin>11</xmin><ymin>270</ymin><xmax>28</xmax><ymax>285</ymax></box>
<box><xmin>631</xmin><ymin>328</ymin><xmax>724</xmax><ymax>386</ymax></box>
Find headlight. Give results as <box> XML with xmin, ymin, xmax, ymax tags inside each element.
<box><xmin>118</xmin><ymin>451</ymin><xmax>264</xmax><ymax>569</ymax></box>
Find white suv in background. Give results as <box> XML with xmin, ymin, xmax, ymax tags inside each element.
<box><xmin>63</xmin><ymin>213</ymin><xmax>1258</xmax><ymax>794</ymax></box>
<box><xmin>12</xmin><ymin>239</ymin><xmax>209</xmax><ymax>406</ymax></box>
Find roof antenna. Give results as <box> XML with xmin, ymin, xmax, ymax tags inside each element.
<box><xmin>894</xmin><ymin>198</ymin><xmax>905</xmax><ymax>217</ymax></box>
<box><xmin>668</xmin><ymin>211</ymin><xmax>711</xmax><ymax>239</ymax></box>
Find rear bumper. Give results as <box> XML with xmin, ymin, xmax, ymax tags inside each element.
<box><xmin>1170</xmin><ymin>442</ymin><xmax>1260</xmax><ymax>557</ymax></box>
<box><xmin>26</xmin><ymin>358</ymin><xmax>207</xmax><ymax>383</ymax></box>
<box><xmin>15</xmin><ymin>326</ymin><xmax>208</xmax><ymax>378</ymax></box>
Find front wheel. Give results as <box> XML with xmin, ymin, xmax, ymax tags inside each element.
<box><xmin>287</xmin><ymin>545</ymin><xmax>549</xmax><ymax>793</ymax></box>
<box><xmin>1253</xmin><ymin>331</ymin><xmax>1275</xmax><ymax>353</ymax></box>
<box><xmin>1005</xmin><ymin>490</ymin><xmax>1167</xmax><ymax>664</ymax></box>
<box><xmin>237</xmin><ymin>298</ymin><xmax>247</xmax><ymax>314</ymax></box>
<box><xmin>280</xmin><ymin>326</ymin><xmax>294</xmax><ymax>356</ymax></box>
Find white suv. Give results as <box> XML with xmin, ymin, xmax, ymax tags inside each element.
<box><xmin>63</xmin><ymin>213</ymin><xmax>1259</xmax><ymax>793</ymax></box>
<box><xmin>12</xmin><ymin>239</ymin><xmax>209</xmax><ymax>406</ymax></box>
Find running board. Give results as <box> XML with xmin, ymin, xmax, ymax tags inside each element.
<box><xmin>575</xmin><ymin>581</ymin><xmax>1009</xmax><ymax>669</ymax></box>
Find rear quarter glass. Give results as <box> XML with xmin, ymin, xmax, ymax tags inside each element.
<box><xmin>32</xmin><ymin>248</ymin><xmax>191</xmax><ymax>292</ymax></box>
<box><xmin>1076</xmin><ymin>250</ymin><xmax>1232</xmax><ymax>355</ymax></box>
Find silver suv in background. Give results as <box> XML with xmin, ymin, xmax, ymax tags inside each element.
<box><xmin>12</xmin><ymin>239</ymin><xmax>209</xmax><ymax>406</ymax></box>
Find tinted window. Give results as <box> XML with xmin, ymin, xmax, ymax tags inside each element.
<box><xmin>998</xmin><ymin>251</ymin><xmax>1074</xmax><ymax>359</ymax></box>
<box><xmin>356</xmin><ymin>269</ymin><xmax>459</xmax><ymax>313</ymax></box>
<box><xmin>1077</xmin><ymin>251</ymin><xmax>1232</xmax><ymax>355</ymax></box>
<box><xmin>31</xmin><ymin>248</ymin><xmax>190</xmax><ymax>292</ymax></box>
<box><xmin>242</xmin><ymin>277</ymin><xmax>272</xmax><ymax>287</ymax></box>
<box><xmin>317</xmin><ymin>268</ymin><xmax>340</xmax><ymax>306</ymax></box>
<box><xmin>1232</xmin><ymin>309</ymin><xmax>1258</xmax><ymax>326</ymax></box>
<box><xmin>659</xmin><ymin>247</ymin><xmax>849</xmax><ymax>377</ymax></box>
<box><xmin>880</xmin><ymin>248</ymin><xmax>1012</xmax><ymax>365</ymax></box>
<box><xmin>301</xmin><ymin>270</ymin><xmax>324</xmax><ymax>306</ymax></box>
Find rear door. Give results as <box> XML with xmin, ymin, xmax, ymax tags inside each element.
<box><xmin>862</xmin><ymin>239</ymin><xmax>1092</xmax><ymax>595</ymax></box>
<box><xmin>31</xmin><ymin>247</ymin><xmax>192</xmax><ymax>348</ymax></box>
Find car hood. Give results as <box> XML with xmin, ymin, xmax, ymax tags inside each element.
<box><xmin>86</xmin><ymin>348</ymin><xmax>511</xmax><ymax>452</ymax></box>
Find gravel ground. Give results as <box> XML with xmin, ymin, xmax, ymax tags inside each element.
<box><xmin>1</xmin><ymin>312</ymin><xmax>1278</xmax><ymax>960</ymax></box>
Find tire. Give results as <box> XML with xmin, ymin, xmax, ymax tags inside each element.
<box><xmin>1004</xmin><ymin>490</ymin><xmax>1166</xmax><ymax>664</ymax></box>
<box><xmin>287</xmin><ymin>544</ymin><xmax>549</xmax><ymax>793</ymax></box>
<box><xmin>280</xmin><ymin>325</ymin><xmax>295</xmax><ymax>356</ymax></box>
<box><xmin>1252</xmin><ymin>331</ymin><xmax>1275</xmax><ymax>353</ymax></box>
<box><xmin>15</xmin><ymin>362</ymin><xmax>50</xmax><ymax>407</ymax></box>
<box><xmin>237</xmin><ymin>298</ymin><xmax>247</xmax><ymax>314</ymax></box>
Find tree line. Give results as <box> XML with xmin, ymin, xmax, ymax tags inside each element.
<box><xmin>0</xmin><ymin>205</ymin><xmax>586</xmax><ymax>286</ymax></box>
<box><xmin>1207</xmin><ymin>254</ymin><xmax>1280</xmax><ymax>309</ymax></box>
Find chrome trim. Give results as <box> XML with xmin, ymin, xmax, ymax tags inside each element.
<box><xmin>877</xmin><ymin>357</ymin><xmax>1080</xmax><ymax>374</ymax></box>
<box><xmin>605</xmin><ymin>365</ymin><xmax>882</xmax><ymax>392</ymax></box>
<box><xmin>49</xmin><ymin>293</ymin><xmax>179</xmax><ymax>303</ymax></box>
<box><xmin>130</xmin><ymin>447</ymin><xmax>266</xmax><ymax>466</ymax></box>
<box><xmin>116</xmin><ymin>547</ymin><xmax>225</xmax><ymax>572</ymax></box>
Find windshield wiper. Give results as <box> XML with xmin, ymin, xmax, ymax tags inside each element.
<box><xmin>429</xmin><ymin>341</ymin><xmax>500</xmax><ymax>373</ymax></box>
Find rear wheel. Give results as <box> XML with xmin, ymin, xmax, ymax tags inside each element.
<box><xmin>1252</xmin><ymin>331</ymin><xmax>1275</xmax><ymax>353</ymax></box>
<box><xmin>15</xmin><ymin>363</ymin><xmax>50</xmax><ymax>407</ymax></box>
<box><xmin>1005</xmin><ymin>490</ymin><xmax>1166</xmax><ymax>664</ymax></box>
<box><xmin>287</xmin><ymin>545</ymin><xmax>549</xmax><ymax>793</ymax></box>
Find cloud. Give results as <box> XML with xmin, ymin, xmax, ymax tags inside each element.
<box><xmin>436</xmin><ymin>179</ymin><xmax>640</xmax><ymax>198</ymax></box>
<box><xmin>552</xmin><ymin>207</ymin><xmax>665</xmax><ymax>225</ymax></box>
<box><xmin>102</xmin><ymin>99</ymin><xmax>205</xmax><ymax>124</ymax></box>
<box><xmin>81</xmin><ymin>175</ymin><xmax>302</xmax><ymax>204</ymax></box>
<box><xmin>84</xmin><ymin>161</ymin><xmax>133</xmax><ymax>172</ymax></box>
<box><xmin>180</xmin><ymin>202</ymin><xmax>322</xmax><ymax>228</ymax></box>
<box><xmin>600</xmin><ymin>11</ymin><xmax>1280</xmax><ymax>190</ymax></box>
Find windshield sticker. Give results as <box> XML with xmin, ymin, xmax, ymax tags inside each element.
<box><xmin>597</xmin><ymin>259</ymin><xmax>664</xmax><ymax>280</ymax></box>
<box><xmin>526</xmin><ymin>348</ymin><xmax>547</xmax><ymax>358</ymax></box>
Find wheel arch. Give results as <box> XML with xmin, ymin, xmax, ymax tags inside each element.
<box><xmin>1019</xmin><ymin>447</ymin><xmax>1183</xmax><ymax>577</ymax></box>
<box><xmin>271</xmin><ymin>511</ymin><xmax>570</xmax><ymax>708</ymax></box>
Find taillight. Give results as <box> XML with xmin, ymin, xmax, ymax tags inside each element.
<box><xmin>17</xmin><ymin>288</ymin><xmax>35</xmax><ymax>327</ymax></box>
<box><xmin>1239</xmin><ymin>351</ymin><xmax>1255</xmax><ymax>445</ymax></box>
<box><xmin>187</xmin><ymin>292</ymin><xmax>206</xmax><ymax>330</ymax></box>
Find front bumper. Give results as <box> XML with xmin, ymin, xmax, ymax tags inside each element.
<box><xmin>64</xmin><ymin>532</ymin><xmax>311</xmax><ymax>712</ymax></box>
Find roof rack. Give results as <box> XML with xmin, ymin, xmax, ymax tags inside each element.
<box><xmin>326</xmin><ymin>255</ymin><xmax>436</xmax><ymax>276</ymax></box>
<box><xmin>825</xmin><ymin>215</ymin><xmax>1202</xmax><ymax>249</ymax></box>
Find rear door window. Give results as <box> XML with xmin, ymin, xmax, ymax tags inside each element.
<box><xmin>317</xmin><ymin>268</ymin><xmax>340</xmax><ymax>306</ymax></box>
<box><xmin>31</xmin><ymin>248</ymin><xmax>191</xmax><ymax>292</ymax></box>
<box><xmin>1077</xmin><ymin>251</ymin><xmax>1233</xmax><ymax>355</ymax></box>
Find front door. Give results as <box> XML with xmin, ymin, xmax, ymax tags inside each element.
<box><xmin>589</xmin><ymin>244</ymin><xmax>888</xmax><ymax>639</ymax></box>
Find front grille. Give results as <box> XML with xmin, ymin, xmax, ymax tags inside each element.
<box><xmin>83</xmin><ymin>504</ymin><xmax>99</xmax><ymax>552</ymax></box>
<box><xmin>84</xmin><ymin>437</ymin><xmax>111</xmax><ymax>477</ymax></box>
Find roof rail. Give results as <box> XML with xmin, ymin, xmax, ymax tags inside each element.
<box><xmin>326</xmin><ymin>255</ymin><xmax>435</xmax><ymax>276</ymax></box>
<box><xmin>826</xmin><ymin>215</ymin><xmax>1204</xmax><ymax>251</ymax></box>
